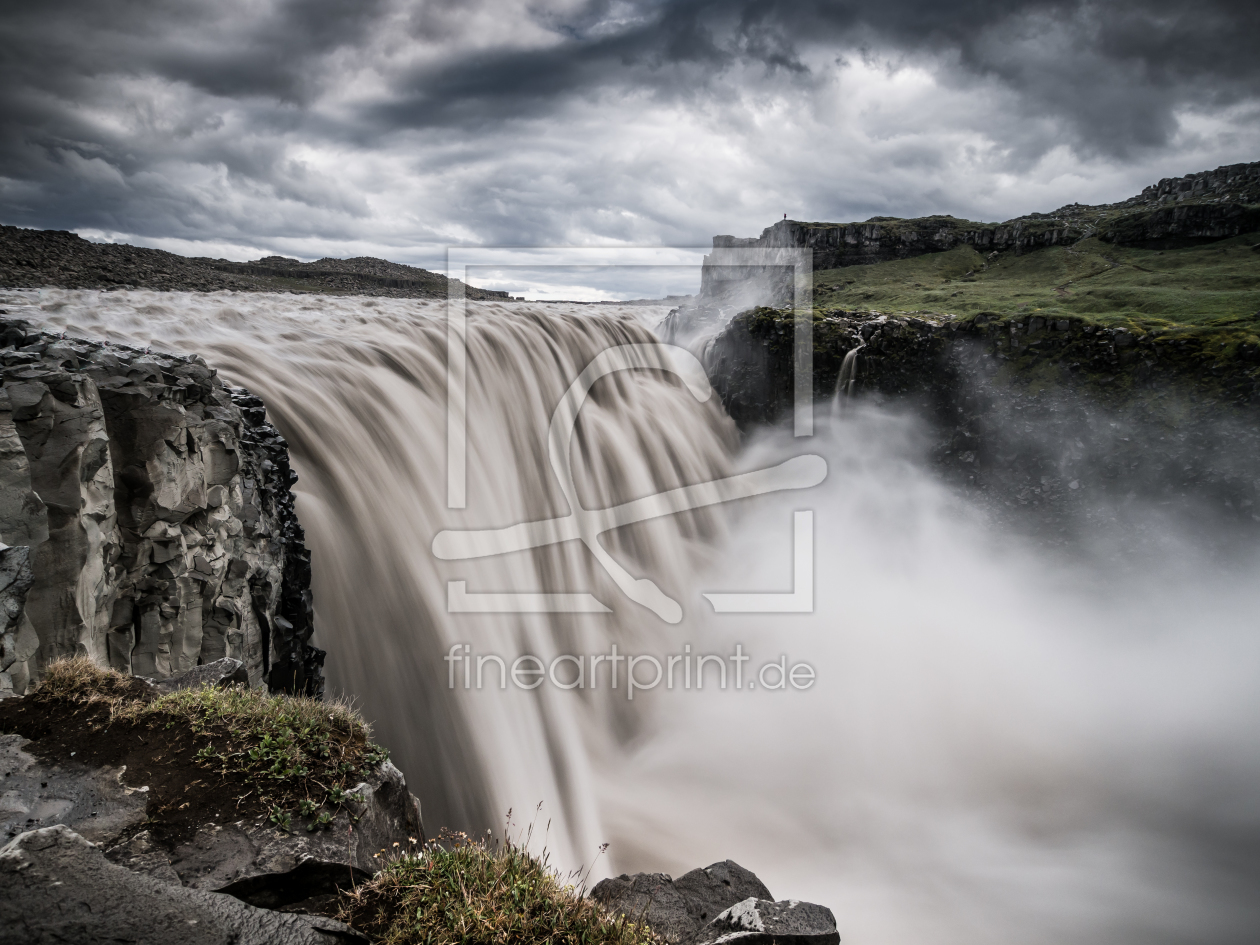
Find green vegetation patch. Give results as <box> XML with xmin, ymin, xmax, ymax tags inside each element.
<box><xmin>31</xmin><ymin>657</ymin><xmax>388</xmax><ymax>833</ymax></box>
<box><xmin>812</xmin><ymin>234</ymin><xmax>1260</xmax><ymax>332</ymax></box>
<box><xmin>338</xmin><ymin>831</ymin><xmax>659</xmax><ymax>945</ymax></box>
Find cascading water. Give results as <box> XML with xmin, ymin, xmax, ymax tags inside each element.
<box><xmin>833</xmin><ymin>342</ymin><xmax>865</xmax><ymax>415</ymax></box>
<box><xmin>14</xmin><ymin>287</ymin><xmax>1260</xmax><ymax>945</ymax></box>
<box><xmin>16</xmin><ymin>289</ymin><xmax>738</xmax><ymax>863</ymax></box>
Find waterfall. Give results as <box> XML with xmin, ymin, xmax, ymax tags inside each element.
<box><xmin>15</xmin><ymin>286</ymin><xmax>1260</xmax><ymax>945</ymax></box>
<box><xmin>16</xmin><ymin>289</ymin><xmax>736</xmax><ymax>866</ymax></box>
<box><xmin>832</xmin><ymin>342</ymin><xmax>865</xmax><ymax>415</ymax></box>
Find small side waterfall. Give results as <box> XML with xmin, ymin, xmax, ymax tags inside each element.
<box><xmin>832</xmin><ymin>343</ymin><xmax>865</xmax><ymax>415</ymax></box>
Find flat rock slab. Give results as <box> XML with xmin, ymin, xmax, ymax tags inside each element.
<box><xmin>694</xmin><ymin>898</ymin><xmax>840</xmax><ymax>945</ymax></box>
<box><xmin>0</xmin><ymin>733</ymin><xmax>148</xmax><ymax>845</ymax></box>
<box><xmin>592</xmin><ymin>859</ymin><xmax>775</xmax><ymax>944</ymax></box>
<box><xmin>0</xmin><ymin>825</ymin><xmax>366</xmax><ymax>945</ymax></box>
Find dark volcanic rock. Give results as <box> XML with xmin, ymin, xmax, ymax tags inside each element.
<box><xmin>0</xmin><ymin>225</ymin><xmax>508</xmax><ymax>300</ymax></box>
<box><xmin>0</xmin><ymin>733</ymin><xmax>149</xmax><ymax>846</ymax></box>
<box><xmin>675</xmin><ymin>859</ymin><xmax>775</xmax><ymax>928</ymax></box>
<box><xmin>592</xmin><ymin>871</ymin><xmax>695</xmax><ymax>942</ymax></box>
<box><xmin>701</xmin><ymin>307</ymin><xmax>1260</xmax><ymax>546</ymax></box>
<box><xmin>126</xmin><ymin>758</ymin><xmax>422</xmax><ymax>890</ymax></box>
<box><xmin>693</xmin><ymin>898</ymin><xmax>840</xmax><ymax>945</ymax></box>
<box><xmin>592</xmin><ymin>860</ymin><xmax>776</xmax><ymax>944</ymax></box>
<box><xmin>1</xmin><ymin>693</ymin><xmax>422</xmax><ymax>894</ymax></box>
<box><xmin>0</xmin><ymin>825</ymin><xmax>366</xmax><ymax>944</ymax></box>
<box><xmin>142</xmin><ymin>656</ymin><xmax>249</xmax><ymax>692</ymax></box>
<box><xmin>0</xmin><ymin>320</ymin><xmax>319</xmax><ymax>697</ymax></box>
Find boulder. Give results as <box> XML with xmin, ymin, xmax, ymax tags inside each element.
<box><xmin>0</xmin><ymin>825</ymin><xmax>367</xmax><ymax>944</ymax></box>
<box><xmin>674</xmin><ymin>859</ymin><xmax>774</xmax><ymax>928</ymax></box>
<box><xmin>591</xmin><ymin>871</ymin><xmax>695</xmax><ymax>943</ymax></box>
<box><xmin>694</xmin><ymin>898</ymin><xmax>840</xmax><ymax>945</ymax></box>
<box><xmin>142</xmin><ymin>656</ymin><xmax>250</xmax><ymax>693</ymax></box>
<box><xmin>591</xmin><ymin>859</ymin><xmax>775</xmax><ymax>944</ymax></box>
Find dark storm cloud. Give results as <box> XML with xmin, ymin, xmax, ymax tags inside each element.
<box><xmin>367</xmin><ymin>0</ymin><xmax>1260</xmax><ymax>151</ymax></box>
<box><xmin>0</xmin><ymin>0</ymin><xmax>1257</xmax><ymax>257</ymax></box>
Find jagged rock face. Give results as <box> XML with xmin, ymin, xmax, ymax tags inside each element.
<box><xmin>0</xmin><ymin>320</ymin><xmax>319</xmax><ymax>696</ymax></box>
<box><xmin>1135</xmin><ymin>162</ymin><xmax>1260</xmax><ymax>208</ymax></box>
<box><xmin>703</xmin><ymin>308</ymin><xmax>1260</xmax><ymax>541</ymax></box>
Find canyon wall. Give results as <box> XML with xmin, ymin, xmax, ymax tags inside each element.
<box><xmin>703</xmin><ymin>307</ymin><xmax>1260</xmax><ymax>538</ymax></box>
<box><xmin>0</xmin><ymin>320</ymin><xmax>319</xmax><ymax>697</ymax></box>
<box><xmin>696</xmin><ymin>161</ymin><xmax>1260</xmax><ymax>310</ymax></box>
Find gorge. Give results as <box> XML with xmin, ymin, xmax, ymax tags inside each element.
<box><xmin>2</xmin><ymin>160</ymin><xmax>1259</xmax><ymax>944</ymax></box>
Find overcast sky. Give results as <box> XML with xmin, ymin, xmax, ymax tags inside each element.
<box><xmin>2</xmin><ymin>0</ymin><xmax>1259</xmax><ymax>298</ymax></box>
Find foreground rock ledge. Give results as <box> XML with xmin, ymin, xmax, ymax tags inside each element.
<box><xmin>0</xmin><ymin>825</ymin><xmax>367</xmax><ymax>945</ymax></box>
<box><xmin>1</xmin><ymin>658</ymin><xmax>422</xmax><ymax>909</ymax></box>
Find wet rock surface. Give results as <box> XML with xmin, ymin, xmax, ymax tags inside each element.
<box><xmin>0</xmin><ymin>732</ymin><xmax>149</xmax><ymax>845</ymax></box>
<box><xmin>592</xmin><ymin>860</ymin><xmax>812</xmax><ymax>945</ymax></box>
<box><xmin>701</xmin><ymin>306</ymin><xmax>1260</xmax><ymax>547</ymax></box>
<box><xmin>0</xmin><ymin>825</ymin><xmax>367</xmax><ymax>944</ymax></box>
<box><xmin>0</xmin><ymin>319</ymin><xmax>319</xmax><ymax>696</ymax></box>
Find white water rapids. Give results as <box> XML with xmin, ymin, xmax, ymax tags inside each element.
<box><xmin>11</xmin><ymin>287</ymin><xmax>1260</xmax><ymax>945</ymax></box>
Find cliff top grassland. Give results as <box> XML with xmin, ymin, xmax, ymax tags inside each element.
<box><xmin>0</xmin><ymin>657</ymin><xmax>389</xmax><ymax>842</ymax></box>
<box><xmin>812</xmin><ymin>232</ymin><xmax>1260</xmax><ymax>334</ymax></box>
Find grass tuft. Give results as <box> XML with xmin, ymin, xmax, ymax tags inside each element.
<box><xmin>338</xmin><ymin>829</ymin><xmax>658</xmax><ymax>945</ymax></box>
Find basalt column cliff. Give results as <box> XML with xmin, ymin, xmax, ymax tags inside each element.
<box><xmin>0</xmin><ymin>319</ymin><xmax>319</xmax><ymax>698</ymax></box>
